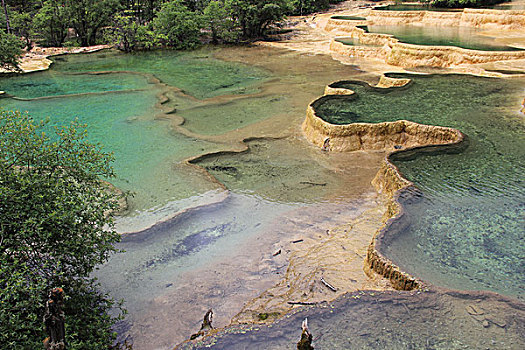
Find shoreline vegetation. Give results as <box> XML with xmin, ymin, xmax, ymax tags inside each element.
<box><xmin>2</xmin><ymin>1</ymin><xmax>524</xmax><ymax>349</ymax></box>
<box><xmin>0</xmin><ymin>0</ymin><xmax>348</xmax><ymax>73</ymax></box>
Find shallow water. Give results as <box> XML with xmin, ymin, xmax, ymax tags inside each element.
<box><xmin>2</xmin><ymin>47</ymin><xmax>379</xmax><ymax>348</ymax></box>
<box><xmin>182</xmin><ymin>289</ymin><xmax>525</xmax><ymax>349</ymax></box>
<box><xmin>2</xmin><ymin>46</ymin><xmax>524</xmax><ymax>349</ymax></box>
<box><xmin>314</xmin><ymin>74</ymin><xmax>525</xmax><ymax>298</ymax></box>
<box><xmin>362</xmin><ymin>25</ymin><xmax>524</xmax><ymax>51</ymax></box>
<box><xmin>50</xmin><ymin>49</ymin><xmax>269</xmax><ymax>99</ymax></box>
<box><xmin>0</xmin><ymin>49</ymin><xmax>270</xmax><ymax>218</ymax></box>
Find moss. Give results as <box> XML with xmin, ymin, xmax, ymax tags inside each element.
<box><xmin>257</xmin><ymin>312</ymin><xmax>280</xmax><ymax>321</ymax></box>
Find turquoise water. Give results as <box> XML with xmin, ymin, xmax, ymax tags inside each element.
<box><xmin>0</xmin><ymin>49</ymin><xmax>271</xmax><ymax>216</ymax></box>
<box><xmin>361</xmin><ymin>25</ymin><xmax>524</xmax><ymax>51</ymax></box>
<box><xmin>51</xmin><ymin>49</ymin><xmax>269</xmax><ymax>99</ymax></box>
<box><xmin>314</xmin><ymin>74</ymin><xmax>525</xmax><ymax>298</ymax></box>
<box><xmin>0</xmin><ymin>70</ymin><xmax>148</xmax><ymax>99</ymax></box>
<box><xmin>3</xmin><ymin>47</ymin><xmax>524</xmax><ymax>348</ymax></box>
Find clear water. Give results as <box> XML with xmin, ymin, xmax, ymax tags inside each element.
<box><xmin>3</xmin><ymin>47</ymin><xmax>524</xmax><ymax>349</ymax></box>
<box><xmin>0</xmin><ymin>49</ymin><xmax>270</xmax><ymax>218</ymax></box>
<box><xmin>182</xmin><ymin>290</ymin><xmax>525</xmax><ymax>349</ymax></box>
<box><xmin>362</xmin><ymin>25</ymin><xmax>524</xmax><ymax>51</ymax></box>
<box><xmin>2</xmin><ymin>47</ymin><xmax>383</xmax><ymax>348</ymax></box>
<box><xmin>0</xmin><ymin>70</ymin><xmax>148</xmax><ymax>99</ymax></box>
<box><xmin>314</xmin><ymin>74</ymin><xmax>525</xmax><ymax>298</ymax></box>
<box><xmin>193</xmin><ymin>138</ymin><xmax>353</xmax><ymax>203</ymax></box>
<box><xmin>96</xmin><ymin>193</ymin><xmax>299</xmax><ymax>316</ymax></box>
<box><xmin>50</xmin><ymin>49</ymin><xmax>269</xmax><ymax>99</ymax></box>
<box><xmin>334</xmin><ymin>37</ymin><xmax>382</xmax><ymax>47</ymax></box>
<box><xmin>177</xmin><ymin>94</ymin><xmax>290</xmax><ymax>135</ymax></box>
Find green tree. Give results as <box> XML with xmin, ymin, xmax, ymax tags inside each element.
<box><xmin>63</xmin><ymin>0</ymin><xmax>122</xmax><ymax>46</ymax></box>
<box><xmin>121</xmin><ymin>0</ymin><xmax>162</xmax><ymax>24</ymax></box>
<box><xmin>203</xmin><ymin>0</ymin><xmax>238</xmax><ymax>43</ymax></box>
<box><xmin>110</xmin><ymin>11</ymin><xmax>160</xmax><ymax>52</ymax></box>
<box><xmin>1</xmin><ymin>0</ymin><xmax>10</xmax><ymax>33</ymax></box>
<box><xmin>10</xmin><ymin>10</ymin><xmax>33</xmax><ymax>49</ymax></box>
<box><xmin>153</xmin><ymin>0</ymin><xmax>203</xmax><ymax>49</ymax></box>
<box><xmin>227</xmin><ymin>0</ymin><xmax>290</xmax><ymax>39</ymax></box>
<box><xmin>0</xmin><ymin>110</ymin><xmax>123</xmax><ymax>348</ymax></box>
<box><xmin>0</xmin><ymin>29</ymin><xmax>22</xmax><ymax>71</ymax></box>
<box><xmin>288</xmin><ymin>0</ymin><xmax>329</xmax><ymax>15</ymax></box>
<box><xmin>430</xmin><ymin>0</ymin><xmax>505</xmax><ymax>7</ymax></box>
<box><xmin>32</xmin><ymin>1</ymin><xmax>69</xmax><ymax>47</ymax></box>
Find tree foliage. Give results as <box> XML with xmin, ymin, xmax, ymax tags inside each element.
<box><xmin>0</xmin><ymin>110</ymin><xmax>123</xmax><ymax>348</ymax></box>
<box><xmin>0</xmin><ymin>29</ymin><xmax>22</xmax><ymax>71</ymax></box>
<box><xmin>2</xmin><ymin>0</ymin><xmax>349</xmax><ymax>50</ymax></box>
<box><xmin>203</xmin><ymin>0</ymin><xmax>238</xmax><ymax>44</ymax></box>
<box><xmin>32</xmin><ymin>1</ymin><xmax>69</xmax><ymax>47</ymax></box>
<box><xmin>109</xmin><ymin>12</ymin><xmax>159</xmax><ymax>52</ymax></box>
<box><xmin>153</xmin><ymin>0</ymin><xmax>203</xmax><ymax>49</ymax></box>
<box><xmin>63</xmin><ymin>0</ymin><xmax>123</xmax><ymax>46</ymax></box>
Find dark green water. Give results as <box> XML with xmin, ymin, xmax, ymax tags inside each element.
<box><xmin>331</xmin><ymin>15</ymin><xmax>367</xmax><ymax>20</ymax></box>
<box><xmin>314</xmin><ymin>74</ymin><xmax>525</xmax><ymax>298</ymax></box>
<box><xmin>374</xmin><ymin>4</ymin><xmax>462</xmax><ymax>12</ymax></box>
<box><xmin>362</xmin><ymin>25</ymin><xmax>524</xmax><ymax>51</ymax></box>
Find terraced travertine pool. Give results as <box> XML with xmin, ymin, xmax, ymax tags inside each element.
<box><xmin>1</xmin><ymin>47</ymin><xmax>524</xmax><ymax>349</ymax></box>
<box><xmin>348</xmin><ymin>25</ymin><xmax>525</xmax><ymax>51</ymax></box>
<box><xmin>314</xmin><ymin>73</ymin><xmax>525</xmax><ymax>299</ymax></box>
<box><xmin>1</xmin><ymin>47</ymin><xmax>384</xmax><ymax>348</ymax></box>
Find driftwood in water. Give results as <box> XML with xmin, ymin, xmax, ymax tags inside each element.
<box><xmin>43</xmin><ymin>288</ymin><xmax>66</xmax><ymax>350</ymax></box>
<box><xmin>190</xmin><ymin>309</ymin><xmax>213</xmax><ymax>340</ymax></box>
<box><xmin>297</xmin><ymin>318</ymin><xmax>314</xmax><ymax>350</ymax></box>
<box><xmin>320</xmin><ymin>277</ymin><xmax>337</xmax><ymax>292</ymax></box>
<box><xmin>321</xmin><ymin>137</ymin><xmax>330</xmax><ymax>152</ymax></box>
<box><xmin>288</xmin><ymin>301</ymin><xmax>319</xmax><ymax>306</ymax></box>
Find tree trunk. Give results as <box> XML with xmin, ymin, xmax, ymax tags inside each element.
<box><xmin>43</xmin><ymin>288</ymin><xmax>66</xmax><ymax>350</ymax></box>
<box><xmin>1</xmin><ymin>0</ymin><xmax>10</xmax><ymax>34</ymax></box>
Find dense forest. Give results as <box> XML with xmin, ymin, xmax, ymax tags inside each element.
<box><xmin>0</xmin><ymin>0</ymin><xmax>344</xmax><ymax>69</ymax></box>
<box><xmin>0</xmin><ymin>0</ymin><xmax>509</xmax><ymax>69</ymax></box>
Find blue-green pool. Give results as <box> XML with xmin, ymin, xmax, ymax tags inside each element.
<box><xmin>2</xmin><ymin>47</ymin><xmax>524</xmax><ymax>349</ymax></box>
<box><xmin>0</xmin><ymin>49</ymin><xmax>273</xmax><ymax>220</ymax></box>
<box><xmin>314</xmin><ymin>73</ymin><xmax>525</xmax><ymax>298</ymax></box>
<box><xmin>360</xmin><ymin>25</ymin><xmax>525</xmax><ymax>51</ymax></box>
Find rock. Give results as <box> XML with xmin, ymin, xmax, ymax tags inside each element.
<box><xmin>466</xmin><ymin>304</ymin><xmax>484</xmax><ymax>316</ymax></box>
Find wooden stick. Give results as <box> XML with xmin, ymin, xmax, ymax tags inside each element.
<box><xmin>288</xmin><ymin>301</ymin><xmax>319</xmax><ymax>306</ymax></box>
<box><xmin>320</xmin><ymin>277</ymin><xmax>337</xmax><ymax>292</ymax></box>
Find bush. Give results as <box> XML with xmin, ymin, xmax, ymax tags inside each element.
<box><xmin>0</xmin><ymin>110</ymin><xmax>123</xmax><ymax>348</ymax></box>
